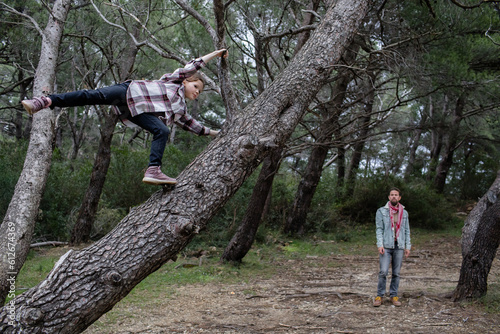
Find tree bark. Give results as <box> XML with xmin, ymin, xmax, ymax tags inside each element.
<box><xmin>453</xmin><ymin>171</ymin><xmax>500</xmax><ymax>301</ymax></box>
<box><xmin>0</xmin><ymin>1</ymin><xmax>369</xmax><ymax>332</ymax></box>
<box><xmin>0</xmin><ymin>0</ymin><xmax>71</xmax><ymax>305</ymax></box>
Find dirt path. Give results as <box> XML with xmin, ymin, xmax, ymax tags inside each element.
<box><xmin>85</xmin><ymin>236</ymin><xmax>500</xmax><ymax>333</ymax></box>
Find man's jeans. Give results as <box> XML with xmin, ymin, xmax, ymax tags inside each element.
<box><xmin>377</xmin><ymin>248</ymin><xmax>404</xmax><ymax>297</ymax></box>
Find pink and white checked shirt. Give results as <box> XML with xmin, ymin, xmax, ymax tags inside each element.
<box><xmin>116</xmin><ymin>58</ymin><xmax>210</xmax><ymax>136</ymax></box>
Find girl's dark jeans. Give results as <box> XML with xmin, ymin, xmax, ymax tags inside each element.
<box><xmin>49</xmin><ymin>82</ymin><xmax>170</xmax><ymax>167</ymax></box>
<box><xmin>49</xmin><ymin>82</ymin><xmax>130</xmax><ymax>108</ymax></box>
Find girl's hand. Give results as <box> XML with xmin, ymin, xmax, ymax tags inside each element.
<box><xmin>209</xmin><ymin>129</ymin><xmax>219</xmax><ymax>137</ymax></box>
<box><xmin>201</xmin><ymin>49</ymin><xmax>229</xmax><ymax>63</ymax></box>
<box><xmin>219</xmin><ymin>48</ymin><xmax>229</xmax><ymax>58</ymax></box>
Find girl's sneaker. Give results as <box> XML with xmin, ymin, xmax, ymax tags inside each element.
<box><xmin>142</xmin><ymin>166</ymin><xmax>177</xmax><ymax>185</ymax></box>
<box><xmin>21</xmin><ymin>96</ymin><xmax>51</xmax><ymax>115</ymax></box>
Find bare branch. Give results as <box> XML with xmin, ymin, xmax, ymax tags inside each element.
<box><xmin>174</xmin><ymin>0</ymin><xmax>217</xmax><ymax>43</ymax></box>
<box><xmin>449</xmin><ymin>0</ymin><xmax>496</xmax><ymax>9</ymax></box>
<box><xmin>262</xmin><ymin>24</ymin><xmax>318</xmax><ymax>42</ymax></box>
<box><xmin>301</xmin><ymin>9</ymin><xmax>322</xmax><ymax>20</ymax></box>
<box><xmin>30</xmin><ymin>241</ymin><xmax>68</xmax><ymax>248</ymax></box>
<box><xmin>485</xmin><ymin>24</ymin><xmax>500</xmax><ymax>46</ymax></box>
<box><xmin>224</xmin><ymin>0</ymin><xmax>238</xmax><ymax>10</ymax></box>
<box><xmin>89</xmin><ymin>0</ymin><xmax>182</xmax><ymax>63</ymax></box>
<box><xmin>0</xmin><ymin>2</ymin><xmax>45</xmax><ymax>37</ymax></box>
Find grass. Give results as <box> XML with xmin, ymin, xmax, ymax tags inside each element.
<box><xmin>478</xmin><ymin>283</ymin><xmax>500</xmax><ymax>313</ymax></box>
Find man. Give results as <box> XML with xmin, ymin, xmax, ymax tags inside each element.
<box><xmin>373</xmin><ymin>187</ymin><xmax>411</xmax><ymax>307</ymax></box>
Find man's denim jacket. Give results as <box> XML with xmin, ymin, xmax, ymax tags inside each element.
<box><xmin>376</xmin><ymin>202</ymin><xmax>411</xmax><ymax>250</ymax></box>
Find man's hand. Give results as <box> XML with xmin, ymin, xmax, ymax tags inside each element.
<box><xmin>209</xmin><ymin>129</ymin><xmax>219</xmax><ymax>137</ymax></box>
<box><xmin>378</xmin><ymin>247</ymin><xmax>385</xmax><ymax>255</ymax></box>
<box><xmin>404</xmin><ymin>249</ymin><xmax>410</xmax><ymax>259</ymax></box>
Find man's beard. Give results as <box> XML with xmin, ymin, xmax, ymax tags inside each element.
<box><xmin>390</xmin><ymin>200</ymin><xmax>399</xmax><ymax>206</ymax></box>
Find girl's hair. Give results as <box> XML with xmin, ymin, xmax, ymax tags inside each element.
<box><xmin>185</xmin><ymin>73</ymin><xmax>205</xmax><ymax>91</ymax></box>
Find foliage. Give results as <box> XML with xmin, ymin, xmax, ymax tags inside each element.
<box><xmin>37</xmin><ymin>149</ymin><xmax>92</xmax><ymax>240</ymax></box>
<box><xmin>315</xmin><ymin>175</ymin><xmax>459</xmax><ymax>231</ymax></box>
<box><xmin>0</xmin><ymin>139</ymin><xmax>27</xmax><ymax>220</ymax></box>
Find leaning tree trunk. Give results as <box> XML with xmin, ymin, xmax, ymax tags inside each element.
<box><xmin>0</xmin><ymin>0</ymin><xmax>71</xmax><ymax>304</ymax></box>
<box><xmin>452</xmin><ymin>171</ymin><xmax>500</xmax><ymax>301</ymax></box>
<box><xmin>221</xmin><ymin>147</ymin><xmax>283</xmax><ymax>262</ymax></box>
<box><xmin>0</xmin><ymin>1</ymin><xmax>369</xmax><ymax>332</ymax></box>
<box><xmin>283</xmin><ymin>40</ymin><xmax>359</xmax><ymax>235</ymax></box>
<box><xmin>220</xmin><ymin>0</ymin><xmax>321</xmax><ymax>261</ymax></box>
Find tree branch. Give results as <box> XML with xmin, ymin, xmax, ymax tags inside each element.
<box><xmin>449</xmin><ymin>0</ymin><xmax>497</xmax><ymax>9</ymax></box>
<box><xmin>174</xmin><ymin>0</ymin><xmax>217</xmax><ymax>43</ymax></box>
<box><xmin>0</xmin><ymin>2</ymin><xmax>45</xmax><ymax>37</ymax></box>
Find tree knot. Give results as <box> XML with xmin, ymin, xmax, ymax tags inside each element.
<box><xmin>236</xmin><ymin>135</ymin><xmax>259</xmax><ymax>163</ymax></box>
<box><xmin>20</xmin><ymin>307</ymin><xmax>44</xmax><ymax>326</ymax></box>
<box><xmin>104</xmin><ymin>270</ymin><xmax>123</xmax><ymax>286</ymax></box>
<box><xmin>174</xmin><ymin>218</ymin><xmax>199</xmax><ymax>236</ymax></box>
<box><xmin>486</xmin><ymin>190</ymin><xmax>498</xmax><ymax>205</ymax></box>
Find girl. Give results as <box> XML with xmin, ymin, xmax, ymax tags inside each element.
<box><xmin>22</xmin><ymin>49</ymin><xmax>228</xmax><ymax>185</ymax></box>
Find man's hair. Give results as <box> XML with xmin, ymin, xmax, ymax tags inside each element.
<box><xmin>389</xmin><ymin>187</ymin><xmax>401</xmax><ymax>196</ymax></box>
<box><xmin>185</xmin><ymin>72</ymin><xmax>205</xmax><ymax>92</ymax></box>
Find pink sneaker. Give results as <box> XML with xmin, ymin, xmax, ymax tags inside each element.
<box><xmin>21</xmin><ymin>96</ymin><xmax>51</xmax><ymax>115</ymax></box>
<box><xmin>142</xmin><ymin>166</ymin><xmax>177</xmax><ymax>185</ymax></box>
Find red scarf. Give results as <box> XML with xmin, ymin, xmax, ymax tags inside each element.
<box><xmin>389</xmin><ymin>202</ymin><xmax>403</xmax><ymax>239</ymax></box>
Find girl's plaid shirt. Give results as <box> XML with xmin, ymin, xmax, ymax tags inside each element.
<box><xmin>114</xmin><ymin>58</ymin><xmax>210</xmax><ymax>136</ymax></box>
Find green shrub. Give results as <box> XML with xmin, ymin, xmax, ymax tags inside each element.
<box><xmin>0</xmin><ymin>140</ymin><xmax>27</xmax><ymax>220</ymax></box>
<box><xmin>332</xmin><ymin>176</ymin><xmax>458</xmax><ymax>230</ymax></box>
<box><xmin>37</xmin><ymin>149</ymin><xmax>91</xmax><ymax>240</ymax></box>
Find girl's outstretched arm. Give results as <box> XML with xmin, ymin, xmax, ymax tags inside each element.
<box><xmin>201</xmin><ymin>49</ymin><xmax>228</xmax><ymax>63</ymax></box>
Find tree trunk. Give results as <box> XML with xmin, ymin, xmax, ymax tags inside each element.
<box><xmin>426</xmin><ymin>95</ymin><xmax>444</xmax><ymax>181</ymax></box>
<box><xmin>284</xmin><ymin>140</ymin><xmax>329</xmax><ymax>235</ymax></box>
<box><xmin>69</xmin><ymin>112</ymin><xmax>118</xmax><ymax>245</ymax></box>
<box><xmin>345</xmin><ymin>71</ymin><xmax>375</xmax><ymax>193</ymax></box>
<box><xmin>404</xmin><ymin>108</ymin><xmax>428</xmax><ymax>180</ymax></box>
<box><xmin>433</xmin><ymin>93</ymin><xmax>465</xmax><ymax>193</ymax></box>
<box><xmin>452</xmin><ymin>171</ymin><xmax>500</xmax><ymax>301</ymax></box>
<box><xmin>335</xmin><ymin>132</ymin><xmax>346</xmax><ymax>189</ymax></box>
<box><xmin>67</xmin><ymin>107</ymin><xmax>89</xmax><ymax>161</ymax></box>
<box><xmin>283</xmin><ymin>41</ymin><xmax>359</xmax><ymax>235</ymax></box>
<box><xmin>220</xmin><ymin>147</ymin><xmax>283</xmax><ymax>262</ymax></box>
<box><xmin>14</xmin><ymin>71</ymin><xmax>32</xmax><ymax>140</ymax></box>
<box><xmin>0</xmin><ymin>0</ymin><xmax>71</xmax><ymax>305</ymax></box>
<box><xmin>0</xmin><ymin>1</ymin><xmax>369</xmax><ymax>332</ymax></box>
<box><xmin>220</xmin><ymin>0</ymin><xmax>322</xmax><ymax>260</ymax></box>
<box><xmin>70</xmin><ymin>39</ymin><xmax>138</xmax><ymax>245</ymax></box>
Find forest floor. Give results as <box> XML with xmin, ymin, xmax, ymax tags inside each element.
<box><xmin>84</xmin><ymin>234</ymin><xmax>500</xmax><ymax>334</ymax></box>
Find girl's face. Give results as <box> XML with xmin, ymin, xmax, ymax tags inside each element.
<box><xmin>183</xmin><ymin>79</ymin><xmax>204</xmax><ymax>100</ymax></box>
